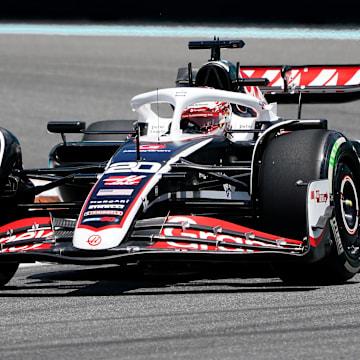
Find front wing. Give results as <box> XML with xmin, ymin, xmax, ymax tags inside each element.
<box><xmin>0</xmin><ymin>215</ymin><xmax>304</xmax><ymax>264</ymax></box>
<box><xmin>0</xmin><ymin>180</ymin><xmax>331</xmax><ymax>265</ymax></box>
<box><xmin>0</xmin><ymin>210</ymin><xmax>330</xmax><ymax>268</ymax></box>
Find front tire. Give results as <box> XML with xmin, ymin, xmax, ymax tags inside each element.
<box><xmin>327</xmin><ymin>159</ymin><xmax>360</xmax><ymax>281</ymax></box>
<box><xmin>258</xmin><ymin>129</ymin><xmax>360</xmax><ymax>284</ymax></box>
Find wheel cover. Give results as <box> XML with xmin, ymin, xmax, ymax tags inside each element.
<box><xmin>340</xmin><ymin>174</ymin><xmax>359</xmax><ymax>236</ymax></box>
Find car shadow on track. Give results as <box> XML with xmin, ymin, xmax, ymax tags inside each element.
<box><xmin>0</xmin><ymin>263</ymin><xmax>339</xmax><ymax>296</ymax></box>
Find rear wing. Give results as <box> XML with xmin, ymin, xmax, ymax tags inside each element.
<box><xmin>181</xmin><ymin>39</ymin><xmax>360</xmax><ymax>104</ymax></box>
<box><xmin>240</xmin><ymin>65</ymin><xmax>360</xmax><ymax>104</ymax></box>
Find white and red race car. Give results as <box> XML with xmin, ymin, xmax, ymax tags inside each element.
<box><xmin>1</xmin><ymin>39</ymin><xmax>360</xmax><ymax>287</ymax></box>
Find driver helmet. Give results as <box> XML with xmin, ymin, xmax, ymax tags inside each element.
<box><xmin>180</xmin><ymin>101</ymin><xmax>230</xmax><ymax>134</ymax></box>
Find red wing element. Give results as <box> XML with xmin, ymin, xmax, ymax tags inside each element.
<box><xmin>146</xmin><ymin>215</ymin><xmax>304</xmax><ymax>253</ymax></box>
<box><xmin>0</xmin><ymin>217</ymin><xmax>53</xmax><ymax>253</ymax></box>
<box><xmin>240</xmin><ymin>65</ymin><xmax>360</xmax><ymax>103</ymax></box>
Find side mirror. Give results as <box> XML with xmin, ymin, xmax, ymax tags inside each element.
<box><xmin>47</xmin><ymin>121</ymin><xmax>86</xmax><ymax>134</ymax></box>
<box><xmin>47</xmin><ymin>121</ymin><xmax>86</xmax><ymax>145</ymax></box>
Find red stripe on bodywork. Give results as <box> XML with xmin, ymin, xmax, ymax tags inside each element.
<box><xmin>118</xmin><ymin>177</ymin><xmax>152</xmax><ymax>227</ymax></box>
<box><xmin>309</xmin><ymin>227</ymin><xmax>326</xmax><ymax>247</ymax></box>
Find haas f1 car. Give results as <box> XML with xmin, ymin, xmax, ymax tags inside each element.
<box><xmin>1</xmin><ymin>39</ymin><xmax>360</xmax><ymax>287</ymax></box>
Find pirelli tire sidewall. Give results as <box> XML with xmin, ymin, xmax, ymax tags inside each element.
<box><xmin>325</xmin><ymin>134</ymin><xmax>360</xmax><ymax>278</ymax></box>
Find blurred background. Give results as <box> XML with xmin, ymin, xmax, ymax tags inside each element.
<box><xmin>0</xmin><ymin>0</ymin><xmax>359</xmax><ymax>25</ymax></box>
<box><xmin>0</xmin><ymin>1</ymin><xmax>359</xmax><ymax>168</ymax></box>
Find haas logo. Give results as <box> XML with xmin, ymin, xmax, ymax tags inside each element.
<box><xmin>311</xmin><ymin>190</ymin><xmax>328</xmax><ymax>203</ymax></box>
<box><xmin>87</xmin><ymin>235</ymin><xmax>102</xmax><ymax>246</ymax></box>
<box><xmin>103</xmin><ymin>175</ymin><xmax>146</xmax><ymax>186</ymax></box>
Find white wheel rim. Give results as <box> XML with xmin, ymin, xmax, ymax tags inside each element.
<box><xmin>340</xmin><ymin>175</ymin><xmax>359</xmax><ymax>235</ymax></box>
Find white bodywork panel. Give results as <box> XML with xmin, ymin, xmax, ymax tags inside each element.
<box><xmin>307</xmin><ymin>179</ymin><xmax>331</xmax><ymax>243</ymax></box>
<box><xmin>130</xmin><ymin>87</ymin><xmax>279</xmax><ymax>142</ymax></box>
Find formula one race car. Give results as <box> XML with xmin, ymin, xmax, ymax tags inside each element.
<box><xmin>1</xmin><ymin>39</ymin><xmax>360</xmax><ymax>287</ymax></box>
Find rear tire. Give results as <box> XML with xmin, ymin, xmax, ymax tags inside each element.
<box><xmin>57</xmin><ymin>120</ymin><xmax>135</xmax><ymax>202</ymax></box>
<box><xmin>258</xmin><ymin>129</ymin><xmax>360</xmax><ymax>284</ymax></box>
<box><xmin>0</xmin><ymin>263</ymin><xmax>19</xmax><ymax>288</ymax></box>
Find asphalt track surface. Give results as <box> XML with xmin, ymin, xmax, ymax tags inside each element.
<box><xmin>1</xmin><ymin>33</ymin><xmax>360</xmax><ymax>359</ymax></box>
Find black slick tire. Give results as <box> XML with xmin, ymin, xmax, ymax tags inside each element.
<box><xmin>258</xmin><ymin>129</ymin><xmax>360</xmax><ymax>284</ymax></box>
